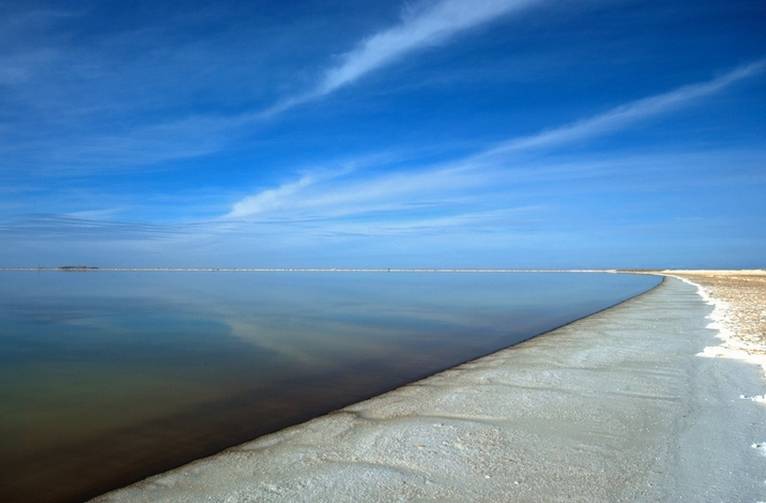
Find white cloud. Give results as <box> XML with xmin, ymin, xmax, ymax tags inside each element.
<box><xmin>479</xmin><ymin>60</ymin><xmax>766</xmax><ymax>157</ymax></box>
<box><xmin>228</xmin><ymin>174</ymin><xmax>317</xmax><ymax>218</ymax></box>
<box><xmin>229</xmin><ymin>61</ymin><xmax>766</xmax><ymax>224</ymax></box>
<box><xmin>307</xmin><ymin>207</ymin><xmax>543</xmax><ymax>237</ymax></box>
<box><xmin>6</xmin><ymin>0</ymin><xmax>544</xmax><ymax>171</ymax></box>
<box><xmin>225</xmin><ymin>165</ymin><xmax>478</xmax><ymax>220</ymax></box>
<box><xmin>317</xmin><ymin>0</ymin><xmax>540</xmax><ymax>95</ymax></box>
<box><xmin>263</xmin><ymin>0</ymin><xmax>542</xmax><ymax>115</ymax></box>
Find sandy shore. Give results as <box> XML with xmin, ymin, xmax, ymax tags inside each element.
<box><xmin>91</xmin><ymin>273</ymin><xmax>766</xmax><ymax>502</ymax></box>
<box><xmin>665</xmin><ymin>270</ymin><xmax>766</xmax><ymax>379</ymax></box>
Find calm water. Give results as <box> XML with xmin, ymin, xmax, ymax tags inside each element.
<box><xmin>0</xmin><ymin>272</ymin><xmax>659</xmax><ymax>502</ymax></box>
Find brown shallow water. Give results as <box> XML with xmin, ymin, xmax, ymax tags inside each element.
<box><xmin>0</xmin><ymin>272</ymin><xmax>659</xmax><ymax>503</ymax></box>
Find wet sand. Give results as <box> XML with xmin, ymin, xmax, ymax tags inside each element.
<box><xmin>92</xmin><ymin>275</ymin><xmax>766</xmax><ymax>502</ymax></box>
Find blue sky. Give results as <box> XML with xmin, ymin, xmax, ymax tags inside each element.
<box><xmin>1</xmin><ymin>0</ymin><xmax>764</xmax><ymax>268</ymax></box>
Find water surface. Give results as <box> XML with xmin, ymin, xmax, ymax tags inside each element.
<box><xmin>0</xmin><ymin>272</ymin><xmax>659</xmax><ymax>502</ymax></box>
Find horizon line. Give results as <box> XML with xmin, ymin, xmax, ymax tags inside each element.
<box><xmin>0</xmin><ymin>266</ymin><xmax>699</xmax><ymax>273</ymax></box>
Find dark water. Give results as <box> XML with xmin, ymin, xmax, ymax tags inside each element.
<box><xmin>0</xmin><ymin>272</ymin><xmax>659</xmax><ymax>502</ymax></box>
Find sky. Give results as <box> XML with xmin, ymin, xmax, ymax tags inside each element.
<box><xmin>1</xmin><ymin>0</ymin><xmax>765</xmax><ymax>268</ymax></box>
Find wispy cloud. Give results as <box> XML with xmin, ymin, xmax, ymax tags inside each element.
<box><xmin>0</xmin><ymin>214</ymin><xmax>189</xmax><ymax>240</ymax></box>
<box><xmin>224</xmin><ymin>164</ymin><xmax>479</xmax><ymax>221</ymax></box>
<box><xmin>1</xmin><ymin>1</ymin><xmax>542</xmax><ymax>173</ymax></box>
<box><xmin>303</xmin><ymin>206</ymin><xmax>544</xmax><ymax>237</ymax></box>
<box><xmin>5</xmin><ymin>148</ymin><xmax>762</xmax><ymax>247</ymax></box>
<box><xmin>262</xmin><ymin>0</ymin><xmax>543</xmax><ymax>116</ymax></box>
<box><xmin>226</xmin><ymin>61</ymin><xmax>766</xmax><ymax>223</ymax></box>
<box><xmin>478</xmin><ymin>60</ymin><xmax>766</xmax><ymax>157</ymax></box>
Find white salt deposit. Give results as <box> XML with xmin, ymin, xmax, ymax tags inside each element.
<box><xmin>665</xmin><ymin>273</ymin><xmax>766</xmax><ymax>378</ymax></box>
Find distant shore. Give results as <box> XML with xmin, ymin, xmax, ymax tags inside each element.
<box><xmin>1</xmin><ymin>266</ymin><xmax>625</xmax><ymax>273</ymax></box>
<box><xmin>92</xmin><ymin>270</ymin><xmax>766</xmax><ymax>502</ymax></box>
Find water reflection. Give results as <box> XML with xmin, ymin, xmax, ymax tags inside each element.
<box><xmin>0</xmin><ymin>272</ymin><xmax>659</xmax><ymax>502</ymax></box>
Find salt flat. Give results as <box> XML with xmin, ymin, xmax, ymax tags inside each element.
<box><xmin>93</xmin><ymin>277</ymin><xmax>766</xmax><ymax>502</ymax></box>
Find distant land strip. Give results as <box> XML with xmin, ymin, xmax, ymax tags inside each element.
<box><xmin>0</xmin><ymin>266</ymin><xmax>637</xmax><ymax>273</ymax></box>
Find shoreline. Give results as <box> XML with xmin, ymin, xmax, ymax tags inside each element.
<box><xmin>663</xmin><ymin>271</ymin><xmax>766</xmax><ymax>379</ymax></box>
<box><xmin>92</xmin><ymin>272</ymin><xmax>766</xmax><ymax>502</ymax></box>
<box><xmin>0</xmin><ymin>267</ymin><xmax>623</xmax><ymax>273</ymax></box>
<box><xmin>3</xmin><ymin>271</ymin><xmax>657</xmax><ymax>503</ymax></box>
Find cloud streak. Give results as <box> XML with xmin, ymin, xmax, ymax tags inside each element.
<box><xmin>2</xmin><ymin>0</ymin><xmax>542</xmax><ymax>172</ymax></box>
<box><xmin>263</xmin><ymin>0</ymin><xmax>542</xmax><ymax>116</ymax></box>
<box><xmin>479</xmin><ymin>59</ymin><xmax>766</xmax><ymax>157</ymax></box>
<box><xmin>227</xmin><ymin>60</ymin><xmax>766</xmax><ymax>222</ymax></box>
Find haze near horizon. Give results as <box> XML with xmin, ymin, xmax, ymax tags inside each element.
<box><xmin>1</xmin><ymin>0</ymin><xmax>764</xmax><ymax>268</ymax></box>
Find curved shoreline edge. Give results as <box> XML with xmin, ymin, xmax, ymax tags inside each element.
<box><xmin>663</xmin><ymin>272</ymin><xmax>766</xmax><ymax>380</ymax></box>
<box><xmin>92</xmin><ymin>274</ymin><xmax>766</xmax><ymax>502</ymax></box>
